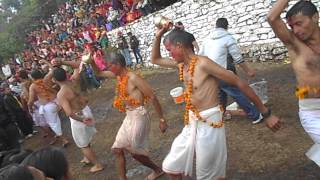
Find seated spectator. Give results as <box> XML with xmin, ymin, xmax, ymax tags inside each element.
<box><xmin>136</xmin><ymin>0</ymin><xmax>153</xmax><ymax>16</ymax></box>
<box><xmin>21</xmin><ymin>146</ymin><xmax>72</xmax><ymax>180</ymax></box>
<box><xmin>0</xmin><ymin>94</ymin><xmax>20</xmax><ymax>151</ymax></box>
<box><xmin>0</xmin><ymin>164</ymin><xmax>35</xmax><ymax>180</ymax></box>
<box><xmin>1</xmin><ymin>83</ymin><xmax>34</xmax><ymax>139</ymax></box>
<box><xmin>107</xmin><ymin>7</ymin><xmax>120</xmax><ymax>29</ymax></box>
<box><xmin>0</xmin><ymin>149</ymin><xmax>32</xmax><ymax>168</ymax></box>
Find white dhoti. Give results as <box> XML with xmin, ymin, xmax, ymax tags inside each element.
<box><xmin>32</xmin><ymin>101</ymin><xmax>48</xmax><ymax>127</ymax></box>
<box><xmin>299</xmin><ymin>98</ymin><xmax>320</xmax><ymax>166</ymax></box>
<box><xmin>70</xmin><ymin>106</ymin><xmax>97</xmax><ymax>148</ymax></box>
<box><xmin>111</xmin><ymin>106</ymin><xmax>150</xmax><ymax>156</ymax></box>
<box><xmin>162</xmin><ymin>106</ymin><xmax>226</xmax><ymax>179</ymax></box>
<box><xmin>39</xmin><ymin>100</ymin><xmax>62</xmax><ymax>136</ymax></box>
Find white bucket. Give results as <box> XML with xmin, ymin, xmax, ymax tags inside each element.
<box><xmin>170</xmin><ymin>87</ymin><xmax>184</xmax><ymax>104</ymax></box>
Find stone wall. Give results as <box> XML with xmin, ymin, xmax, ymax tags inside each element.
<box><xmin>106</xmin><ymin>0</ymin><xmax>320</xmax><ymax>65</ymax></box>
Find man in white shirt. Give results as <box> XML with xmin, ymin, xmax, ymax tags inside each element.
<box><xmin>199</xmin><ymin>18</ymin><xmax>262</xmax><ymax>124</ymax></box>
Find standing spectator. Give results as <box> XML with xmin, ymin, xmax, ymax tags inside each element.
<box><xmin>199</xmin><ymin>18</ymin><xmax>261</xmax><ymax>124</ymax></box>
<box><xmin>117</xmin><ymin>32</ymin><xmax>132</xmax><ymax>66</ymax></box>
<box><xmin>1</xmin><ymin>64</ymin><xmax>12</xmax><ymax>79</ymax></box>
<box><xmin>128</xmin><ymin>32</ymin><xmax>143</xmax><ymax>64</ymax></box>
<box><xmin>174</xmin><ymin>21</ymin><xmax>200</xmax><ymax>53</ymax></box>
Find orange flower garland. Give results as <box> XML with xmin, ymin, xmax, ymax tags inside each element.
<box><xmin>113</xmin><ymin>72</ymin><xmax>148</xmax><ymax>112</ymax></box>
<box><xmin>33</xmin><ymin>79</ymin><xmax>54</xmax><ymax>101</ymax></box>
<box><xmin>296</xmin><ymin>86</ymin><xmax>320</xmax><ymax>99</ymax></box>
<box><xmin>179</xmin><ymin>57</ymin><xmax>224</xmax><ymax>128</ymax></box>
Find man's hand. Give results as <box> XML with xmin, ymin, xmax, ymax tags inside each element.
<box><xmin>155</xmin><ymin>25</ymin><xmax>170</xmax><ymax>38</ymax></box>
<box><xmin>83</xmin><ymin>117</ymin><xmax>94</xmax><ymax>126</ymax></box>
<box><xmin>159</xmin><ymin>118</ymin><xmax>168</xmax><ymax>133</ymax></box>
<box><xmin>246</xmin><ymin>68</ymin><xmax>256</xmax><ymax>78</ymax></box>
<box><xmin>265</xmin><ymin>115</ymin><xmax>281</xmax><ymax>132</ymax></box>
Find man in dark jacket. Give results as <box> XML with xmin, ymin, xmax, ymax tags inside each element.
<box><xmin>128</xmin><ymin>32</ymin><xmax>143</xmax><ymax>64</ymax></box>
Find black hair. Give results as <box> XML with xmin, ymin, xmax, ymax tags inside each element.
<box><xmin>1</xmin><ymin>149</ymin><xmax>33</xmax><ymax>167</ymax></box>
<box><xmin>30</xmin><ymin>70</ymin><xmax>44</xmax><ymax>80</ymax></box>
<box><xmin>163</xmin><ymin>29</ymin><xmax>194</xmax><ymax>49</ymax></box>
<box><xmin>0</xmin><ymin>164</ymin><xmax>34</xmax><ymax>180</ymax></box>
<box><xmin>21</xmin><ymin>146</ymin><xmax>69</xmax><ymax>180</ymax></box>
<box><xmin>18</xmin><ymin>70</ymin><xmax>29</xmax><ymax>80</ymax></box>
<box><xmin>52</xmin><ymin>67</ymin><xmax>67</xmax><ymax>82</ymax></box>
<box><xmin>286</xmin><ymin>1</ymin><xmax>318</xmax><ymax>19</ymax></box>
<box><xmin>104</xmin><ymin>51</ymin><xmax>126</xmax><ymax>67</ymax></box>
<box><xmin>216</xmin><ymin>18</ymin><xmax>228</xmax><ymax>29</ymax></box>
<box><xmin>176</xmin><ymin>21</ymin><xmax>183</xmax><ymax>25</ymax></box>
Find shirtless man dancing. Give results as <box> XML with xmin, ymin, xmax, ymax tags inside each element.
<box><xmin>28</xmin><ymin>63</ymin><xmax>69</xmax><ymax>147</ymax></box>
<box><xmin>52</xmin><ymin>65</ymin><xmax>104</xmax><ymax>173</ymax></box>
<box><xmin>268</xmin><ymin>0</ymin><xmax>320</xmax><ymax>166</ymax></box>
<box><xmin>151</xmin><ymin>27</ymin><xmax>281</xmax><ymax>179</ymax></box>
<box><xmin>91</xmin><ymin>52</ymin><xmax>167</xmax><ymax>180</ymax></box>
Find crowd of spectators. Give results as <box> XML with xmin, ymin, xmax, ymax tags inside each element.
<box><xmin>0</xmin><ymin>0</ymin><xmax>180</xmax><ymax>178</ymax></box>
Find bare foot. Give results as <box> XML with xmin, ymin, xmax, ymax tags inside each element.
<box><xmin>89</xmin><ymin>164</ymin><xmax>104</xmax><ymax>173</ymax></box>
<box><xmin>80</xmin><ymin>157</ymin><xmax>90</xmax><ymax>165</ymax></box>
<box><xmin>62</xmin><ymin>139</ymin><xmax>69</xmax><ymax>147</ymax></box>
<box><xmin>49</xmin><ymin>137</ymin><xmax>57</xmax><ymax>145</ymax></box>
<box><xmin>145</xmin><ymin>171</ymin><xmax>165</xmax><ymax>180</ymax></box>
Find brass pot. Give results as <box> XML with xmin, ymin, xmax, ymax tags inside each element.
<box><xmin>153</xmin><ymin>15</ymin><xmax>173</xmax><ymax>29</ymax></box>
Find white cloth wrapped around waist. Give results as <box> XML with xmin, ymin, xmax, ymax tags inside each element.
<box><xmin>299</xmin><ymin>98</ymin><xmax>320</xmax><ymax>110</ymax></box>
<box><xmin>70</xmin><ymin>106</ymin><xmax>97</xmax><ymax>148</ymax></box>
<box><xmin>298</xmin><ymin>98</ymin><xmax>320</xmax><ymax>167</ymax></box>
<box><xmin>162</xmin><ymin>106</ymin><xmax>226</xmax><ymax>179</ymax></box>
<box><xmin>111</xmin><ymin>106</ymin><xmax>150</xmax><ymax>156</ymax></box>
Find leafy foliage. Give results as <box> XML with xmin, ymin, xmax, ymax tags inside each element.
<box><xmin>0</xmin><ymin>0</ymin><xmax>63</xmax><ymax>62</ymax></box>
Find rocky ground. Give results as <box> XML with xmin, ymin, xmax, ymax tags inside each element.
<box><xmin>25</xmin><ymin>62</ymin><xmax>319</xmax><ymax>180</ymax></box>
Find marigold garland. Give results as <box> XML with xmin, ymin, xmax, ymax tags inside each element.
<box><xmin>179</xmin><ymin>56</ymin><xmax>224</xmax><ymax>128</ymax></box>
<box><xmin>296</xmin><ymin>86</ymin><xmax>320</xmax><ymax>99</ymax></box>
<box><xmin>33</xmin><ymin>79</ymin><xmax>54</xmax><ymax>101</ymax></box>
<box><xmin>113</xmin><ymin>71</ymin><xmax>148</xmax><ymax>112</ymax></box>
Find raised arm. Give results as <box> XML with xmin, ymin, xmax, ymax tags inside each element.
<box><xmin>151</xmin><ymin>27</ymin><xmax>178</xmax><ymax>68</ymax></box>
<box><xmin>267</xmin><ymin>0</ymin><xmax>296</xmax><ymax>47</ymax></box>
<box><xmin>90</xmin><ymin>59</ymin><xmax>115</xmax><ymax>79</ymax></box>
<box><xmin>27</xmin><ymin>84</ymin><xmax>37</xmax><ymax>113</ymax></box>
<box><xmin>201</xmin><ymin>58</ymin><xmax>281</xmax><ymax>132</ymax></box>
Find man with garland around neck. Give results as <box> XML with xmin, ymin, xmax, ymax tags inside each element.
<box><xmin>268</xmin><ymin>0</ymin><xmax>320</xmax><ymax>166</ymax></box>
<box><xmin>91</xmin><ymin>52</ymin><xmax>168</xmax><ymax>180</ymax></box>
<box><xmin>151</xmin><ymin>27</ymin><xmax>281</xmax><ymax>179</ymax></box>
<box><xmin>28</xmin><ymin>60</ymin><xmax>69</xmax><ymax>147</ymax></box>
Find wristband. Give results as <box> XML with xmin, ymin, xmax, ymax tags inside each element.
<box><xmin>261</xmin><ymin>108</ymin><xmax>271</xmax><ymax>119</ymax></box>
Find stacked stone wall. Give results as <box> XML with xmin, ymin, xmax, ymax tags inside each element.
<box><xmin>106</xmin><ymin>0</ymin><xmax>320</xmax><ymax>65</ymax></box>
